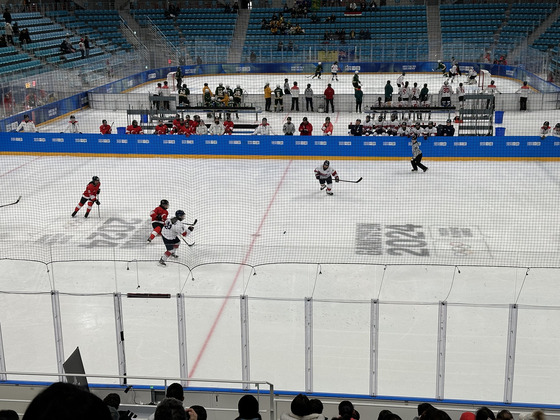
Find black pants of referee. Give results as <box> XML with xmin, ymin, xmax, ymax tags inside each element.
<box><xmin>411</xmin><ymin>154</ymin><xmax>428</xmax><ymax>172</ymax></box>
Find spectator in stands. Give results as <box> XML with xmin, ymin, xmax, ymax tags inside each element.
<box><xmin>103</xmin><ymin>393</ymin><xmax>120</xmax><ymax>420</ymax></box>
<box><xmin>22</xmin><ymin>382</ymin><xmax>111</xmax><ymax>420</ymax></box>
<box><xmin>260</xmin><ymin>18</ymin><xmax>269</xmax><ymax>29</ymax></box>
<box><xmin>60</xmin><ymin>37</ymin><xmax>75</xmax><ymax>54</ymax></box>
<box><xmin>189</xmin><ymin>406</ymin><xmax>207</xmax><ymax>420</ymax></box>
<box><xmin>496</xmin><ymin>411</ymin><xmax>513</xmax><ymax>420</ymax></box>
<box><xmin>280</xmin><ymin>393</ymin><xmax>314</xmax><ymax>420</ymax></box>
<box><xmin>155</xmin><ymin>398</ymin><xmax>187</xmax><ymax>420</ymax></box>
<box><xmin>250</xmin><ymin>51</ymin><xmax>257</xmax><ymax>63</ymax></box>
<box><xmin>325</xmin><ymin>13</ymin><xmax>336</xmax><ymax>23</ymax></box>
<box><xmin>0</xmin><ymin>35</ymin><xmax>7</xmax><ymax>48</ymax></box>
<box><xmin>324</xmin><ymin>83</ymin><xmax>335</xmax><ymax>113</ymax></box>
<box><xmin>2</xmin><ymin>8</ymin><xmax>12</xmax><ymax>24</ymax></box>
<box><xmin>197</xmin><ymin>56</ymin><xmax>203</xmax><ymax>65</ymax></box>
<box><xmin>299</xmin><ymin>117</ymin><xmax>313</xmax><ymax>135</ymax></box>
<box><xmin>252</xmin><ymin>118</ymin><xmax>274</xmax><ymax>135</ymax></box>
<box><xmin>0</xmin><ymin>410</ymin><xmax>18</xmax><ymax>420</ymax></box>
<box><xmin>232</xmin><ymin>1</ymin><xmax>239</xmax><ymax>13</ymax></box>
<box><xmin>84</xmin><ymin>35</ymin><xmax>90</xmax><ymax>57</ymax></box>
<box><xmin>4</xmin><ymin>22</ymin><xmax>13</xmax><ymax>45</ymax></box>
<box><xmin>224</xmin><ymin>2</ymin><xmax>231</xmax><ymax>12</ymax></box>
<box><xmin>19</xmin><ymin>28</ymin><xmax>31</xmax><ymax>45</ymax></box>
<box><xmin>235</xmin><ymin>395</ymin><xmax>261</xmax><ymax>420</ymax></box>
<box><xmin>277</xmin><ymin>40</ymin><xmax>284</xmax><ymax>51</ymax></box>
<box><xmin>79</xmin><ymin>38</ymin><xmax>86</xmax><ymax>59</ymax></box>
<box><xmin>310</xmin><ymin>12</ymin><xmax>320</xmax><ymax>23</ymax></box>
<box><xmin>16</xmin><ymin>114</ymin><xmax>38</xmax><ymax>132</ymax></box>
<box><xmin>331</xmin><ymin>400</ymin><xmax>355</xmax><ymax>420</ymax></box>
<box><xmin>476</xmin><ymin>407</ymin><xmax>495</xmax><ymax>420</ymax></box>
<box><xmin>11</xmin><ymin>22</ymin><xmax>19</xmax><ymax>37</ymax></box>
<box><xmin>516</xmin><ymin>81</ymin><xmax>530</xmax><ymax>111</ymax></box>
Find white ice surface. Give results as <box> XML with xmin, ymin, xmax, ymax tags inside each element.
<box><xmin>2</xmin><ymin>72</ymin><xmax>560</xmax><ymax>405</ymax></box>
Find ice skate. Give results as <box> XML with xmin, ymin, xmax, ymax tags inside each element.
<box><xmin>326</xmin><ymin>191</ymin><xmax>333</xmax><ymax>195</ymax></box>
<box><xmin>158</xmin><ymin>258</ymin><xmax>166</xmax><ymax>266</ymax></box>
<box><xmin>147</xmin><ymin>238</ymin><xmax>152</xmax><ymax>243</ymax></box>
<box><xmin>320</xmin><ymin>184</ymin><xmax>326</xmax><ymax>190</ymax></box>
<box><xmin>170</xmin><ymin>253</ymin><xmax>179</xmax><ymax>258</ymax></box>
<box><xmin>423</xmin><ymin>168</ymin><xmax>428</xmax><ymax>172</ymax></box>
<box><xmin>71</xmin><ymin>211</ymin><xmax>77</xmax><ymax>217</ymax></box>
<box><xmin>84</xmin><ymin>212</ymin><xmax>89</xmax><ymax>218</ymax></box>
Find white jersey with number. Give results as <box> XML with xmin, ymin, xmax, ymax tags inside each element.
<box><xmin>314</xmin><ymin>165</ymin><xmax>338</xmax><ymax>180</ymax></box>
<box><xmin>331</xmin><ymin>64</ymin><xmax>339</xmax><ymax>73</ymax></box>
<box><xmin>397</xmin><ymin>75</ymin><xmax>405</xmax><ymax>86</ymax></box>
<box><xmin>161</xmin><ymin>219</ymin><xmax>189</xmax><ymax>240</ymax></box>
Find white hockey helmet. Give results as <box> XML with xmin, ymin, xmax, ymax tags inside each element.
<box><xmin>355</xmin><ymin>70</ymin><xmax>359</xmax><ymax>74</ymax></box>
<box><xmin>318</xmin><ymin>61</ymin><xmax>322</xmax><ymax>65</ymax></box>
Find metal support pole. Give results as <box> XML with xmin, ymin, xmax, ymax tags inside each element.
<box><xmin>304</xmin><ymin>297</ymin><xmax>313</xmax><ymax>393</ymax></box>
<box><xmin>369</xmin><ymin>299</ymin><xmax>379</xmax><ymax>396</ymax></box>
<box><xmin>504</xmin><ymin>303</ymin><xmax>518</xmax><ymax>404</ymax></box>
<box><xmin>113</xmin><ymin>292</ymin><xmax>127</xmax><ymax>385</ymax></box>
<box><xmin>240</xmin><ymin>295</ymin><xmax>250</xmax><ymax>390</ymax></box>
<box><xmin>436</xmin><ymin>301</ymin><xmax>448</xmax><ymax>400</ymax></box>
<box><xmin>0</xmin><ymin>323</ymin><xmax>7</xmax><ymax>381</ymax></box>
<box><xmin>177</xmin><ymin>293</ymin><xmax>188</xmax><ymax>386</ymax></box>
<box><xmin>51</xmin><ymin>290</ymin><xmax>65</xmax><ymax>382</ymax></box>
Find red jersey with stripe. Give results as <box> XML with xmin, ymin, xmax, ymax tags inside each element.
<box><xmin>150</xmin><ymin>205</ymin><xmax>169</xmax><ymax>223</ymax></box>
<box><xmin>83</xmin><ymin>181</ymin><xmax>100</xmax><ymax>200</ymax></box>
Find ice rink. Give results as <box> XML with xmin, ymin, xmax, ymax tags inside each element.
<box><xmin>2</xmin><ymin>70</ymin><xmax>560</xmax><ymax>406</ymax></box>
<box><xmin>1</xmin><ymin>151</ymin><xmax>560</xmax><ymax>404</ymax></box>
<box><xmin>36</xmin><ymin>72</ymin><xmax>557</xmax><ymax>136</ymax></box>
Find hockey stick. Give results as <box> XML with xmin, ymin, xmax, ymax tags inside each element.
<box><xmin>186</xmin><ymin>218</ymin><xmax>197</xmax><ymax>226</ymax></box>
<box><xmin>339</xmin><ymin>177</ymin><xmax>362</xmax><ymax>183</ymax></box>
<box><xmin>181</xmin><ymin>236</ymin><xmax>195</xmax><ymax>247</ymax></box>
<box><xmin>0</xmin><ymin>196</ymin><xmax>22</xmax><ymax>208</ymax></box>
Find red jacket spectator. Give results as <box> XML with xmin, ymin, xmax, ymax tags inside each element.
<box><xmin>324</xmin><ymin>85</ymin><xmax>335</xmax><ymax>100</ymax></box>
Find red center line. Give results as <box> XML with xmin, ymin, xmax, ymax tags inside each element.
<box><xmin>0</xmin><ymin>156</ymin><xmax>42</xmax><ymax>178</ymax></box>
<box><xmin>188</xmin><ymin>159</ymin><xmax>293</xmax><ymax>378</ymax></box>
<box><xmin>334</xmin><ymin>111</ymin><xmax>340</xmax><ymax>124</ymax></box>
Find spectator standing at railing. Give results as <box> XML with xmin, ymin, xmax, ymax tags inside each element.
<box><xmin>19</xmin><ymin>28</ymin><xmax>31</xmax><ymax>45</ymax></box>
<box><xmin>354</xmin><ymin>86</ymin><xmax>363</xmax><ymax>112</ymax></box>
<box><xmin>321</xmin><ymin>117</ymin><xmax>333</xmax><ymax>135</ymax></box>
<box><xmin>290</xmin><ymin>81</ymin><xmax>300</xmax><ymax>111</ymax></box>
<box><xmin>515</xmin><ymin>81</ymin><xmax>530</xmax><ymax>111</ymax></box>
<box><xmin>235</xmin><ymin>395</ymin><xmax>261</xmax><ymax>420</ymax></box>
<box><xmin>79</xmin><ymin>38</ymin><xmax>86</xmax><ymax>59</ymax></box>
<box><xmin>304</xmin><ymin>83</ymin><xmax>314</xmax><ymax>112</ymax></box>
<box><xmin>324</xmin><ymin>83</ymin><xmax>335</xmax><ymax>113</ymax></box>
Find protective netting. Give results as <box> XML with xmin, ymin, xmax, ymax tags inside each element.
<box><xmin>1</xmin><ymin>154</ymin><xmax>559</xmax><ymax>269</ymax></box>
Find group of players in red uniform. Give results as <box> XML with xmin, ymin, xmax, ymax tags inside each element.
<box><xmin>97</xmin><ymin>114</ymin><xmax>235</xmax><ymax>136</ymax></box>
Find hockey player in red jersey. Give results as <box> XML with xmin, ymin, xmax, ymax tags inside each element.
<box><xmin>154</xmin><ymin>119</ymin><xmax>169</xmax><ymax>135</ymax></box>
<box><xmin>126</xmin><ymin>120</ymin><xmax>144</xmax><ymax>134</ymax></box>
<box><xmin>147</xmin><ymin>199</ymin><xmax>169</xmax><ymax>242</ymax></box>
<box><xmin>99</xmin><ymin>119</ymin><xmax>112</xmax><ymax>134</ymax></box>
<box><xmin>71</xmin><ymin>176</ymin><xmax>100</xmax><ymax>218</ymax></box>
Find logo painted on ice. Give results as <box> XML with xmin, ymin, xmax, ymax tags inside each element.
<box><xmin>236</xmin><ymin>66</ymin><xmax>251</xmax><ymax>72</ymax></box>
<box><xmin>148</xmin><ymin>72</ymin><xmax>157</xmax><ymax>79</ymax></box>
<box><xmin>290</xmin><ymin>65</ymin><xmax>304</xmax><ymax>72</ymax></box>
<box><xmin>344</xmin><ymin>65</ymin><xmax>361</xmax><ymax>72</ymax></box>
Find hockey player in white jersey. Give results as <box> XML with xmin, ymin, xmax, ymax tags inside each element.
<box><xmin>398</xmin><ymin>81</ymin><xmax>410</xmax><ymax>106</ymax></box>
<box><xmin>314</xmin><ymin>160</ymin><xmax>339</xmax><ymax>196</ymax></box>
<box><xmin>396</xmin><ymin>72</ymin><xmax>405</xmax><ymax>88</ymax></box>
<box><xmin>439</xmin><ymin>81</ymin><xmax>453</xmax><ymax>107</ymax></box>
<box><xmin>16</xmin><ymin>114</ymin><xmax>38</xmax><ymax>132</ymax></box>
<box><xmin>159</xmin><ymin>210</ymin><xmax>194</xmax><ymax>266</ymax></box>
<box><xmin>467</xmin><ymin>68</ymin><xmax>478</xmax><ymax>85</ymax></box>
<box><xmin>422</xmin><ymin>121</ymin><xmax>437</xmax><ymax>139</ymax></box>
<box><xmin>448</xmin><ymin>64</ymin><xmax>459</xmax><ymax>83</ymax></box>
<box><xmin>63</xmin><ymin>115</ymin><xmax>82</xmax><ymax>134</ymax></box>
<box><xmin>331</xmin><ymin>61</ymin><xmax>339</xmax><ymax>81</ymax></box>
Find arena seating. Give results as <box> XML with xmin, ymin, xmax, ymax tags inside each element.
<box><xmin>132</xmin><ymin>8</ymin><xmax>237</xmax><ymax>63</ymax></box>
<box><xmin>440</xmin><ymin>3</ymin><xmax>507</xmax><ymax>61</ymax></box>
<box><xmin>243</xmin><ymin>6</ymin><xmax>428</xmax><ymax>63</ymax></box>
<box><xmin>495</xmin><ymin>3</ymin><xmax>556</xmax><ymax>58</ymax></box>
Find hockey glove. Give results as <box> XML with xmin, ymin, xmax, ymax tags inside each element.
<box><xmin>156</xmin><ymin>214</ymin><xmax>163</xmax><ymax>221</ymax></box>
<box><xmin>188</xmin><ymin>226</ymin><xmax>194</xmax><ymax>232</ymax></box>
<box><xmin>96</xmin><ymin>199</ymin><xmax>100</xmax><ymax>205</ymax></box>
<box><xmin>315</xmin><ymin>175</ymin><xmax>320</xmax><ymax>180</ymax></box>
<box><xmin>335</xmin><ymin>177</ymin><xmax>339</xmax><ymax>183</ymax></box>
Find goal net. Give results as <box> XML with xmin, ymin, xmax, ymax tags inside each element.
<box><xmin>167</xmin><ymin>71</ymin><xmax>177</xmax><ymax>91</ymax></box>
<box><xmin>479</xmin><ymin>69</ymin><xmax>491</xmax><ymax>90</ymax></box>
